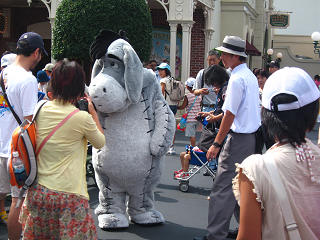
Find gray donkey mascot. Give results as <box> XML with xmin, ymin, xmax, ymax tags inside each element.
<box><xmin>88</xmin><ymin>30</ymin><xmax>176</xmax><ymax>229</ymax></box>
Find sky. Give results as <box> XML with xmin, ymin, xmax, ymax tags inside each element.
<box><xmin>273</xmin><ymin>0</ymin><xmax>320</xmax><ymax>36</ymax></box>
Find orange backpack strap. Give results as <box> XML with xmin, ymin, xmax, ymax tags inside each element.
<box><xmin>36</xmin><ymin>109</ymin><xmax>80</xmax><ymax>157</ymax></box>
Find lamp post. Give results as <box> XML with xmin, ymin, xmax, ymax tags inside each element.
<box><xmin>311</xmin><ymin>31</ymin><xmax>320</xmax><ymax>58</ymax></box>
<box><xmin>276</xmin><ymin>52</ymin><xmax>283</xmax><ymax>64</ymax></box>
<box><xmin>266</xmin><ymin>48</ymin><xmax>273</xmax><ymax>64</ymax></box>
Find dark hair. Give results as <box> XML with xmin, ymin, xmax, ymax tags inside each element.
<box><xmin>2</xmin><ymin>51</ymin><xmax>12</xmax><ymax>57</ymax></box>
<box><xmin>16</xmin><ymin>39</ymin><xmax>39</xmax><ymax>57</ymax></box>
<box><xmin>257</xmin><ymin>69</ymin><xmax>269</xmax><ymax>79</ymax></box>
<box><xmin>208</xmin><ymin>49</ymin><xmax>220</xmax><ymax>58</ymax></box>
<box><xmin>252</xmin><ymin>68</ymin><xmax>260</xmax><ymax>76</ymax></box>
<box><xmin>149</xmin><ymin>59</ymin><xmax>157</xmax><ymax>64</ymax></box>
<box><xmin>262</xmin><ymin>93</ymin><xmax>319</xmax><ymax>147</ymax></box>
<box><xmin>269</xmin><ymin>60</ymin><xmax>280</xmax><ymax>68</ymax></box>
<box><xmin>204</xmin><ymin>64</ymin><xmax>229</xmax><ymax>87</ymax></box>
<box><xmin>314</xmin><ymin>74</ymin><xmax>320</xmax><ymax>81</ymax></box>
<box><xmin>49</xmin><ymin>59</ymin><xmax>85</xmax><ymax>104</ymax></box>
<box><xmin>163</xmin><ymin>68</ymin><xmax>171</xmax><ymax>77</ymax></box>
<box><xmin>239</xmin><ymin>56</ymin><xmax>247</xmax><ymax>62</ymax></box>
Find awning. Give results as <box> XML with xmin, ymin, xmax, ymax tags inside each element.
<box><xmin>246</xmin><ymin>41</ymin><xmax>261</xmax><ymax>56</ymax></box>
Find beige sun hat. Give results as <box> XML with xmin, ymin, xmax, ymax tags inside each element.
<box><xmin>215</xmin><ymin>36</ymin><xmax>247</xmax><ymax>58</ymax></box>
<box><xmin>42</xmin><ymin>63</ymin><xmax>54</xmax><ymax>72</ymax></box>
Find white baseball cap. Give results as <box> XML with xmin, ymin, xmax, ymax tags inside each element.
<box><xmin>42</xmin><ymin>63</ymin><xmax>54</xmax><ymax>72</ymax></box>
<box><xmin>185</xmin><ymin>77</ymin><xmax>196</xmax><ymax>88</ymax></box>
<box><xmin>262</xmin><ymin>67</ymin><xmax>320</xmax><ymax>111</ymax></box>
<box><xmin>156</xmin><ymin>62</ymin><xmax>171</xmax><ymax>71</ymax></box>
<box><xmin>1</xmin><ymin>53</ymin><xmax>17</xmax><ymax>68</ymax></box>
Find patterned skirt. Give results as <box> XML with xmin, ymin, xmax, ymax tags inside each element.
<box><xmin>19</xmin><ymin>183</ymin><xmax>97</xmax><ymax>240</ymax></box>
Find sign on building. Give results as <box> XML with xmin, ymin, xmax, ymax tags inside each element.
<box><xmin>269</xmin><ymin>13</ymin><xmax>290</xmax><ymax>29</ymax></box>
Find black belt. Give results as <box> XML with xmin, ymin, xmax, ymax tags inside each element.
<box><xmin>229</xmin><ymin>129</ymin><xmax>255</xmax><ymax>135</ymax></box>
<box><xmin>202</xmin><ymin>103</ymin><xmax>215</xmax><ymax>108</ymax></box>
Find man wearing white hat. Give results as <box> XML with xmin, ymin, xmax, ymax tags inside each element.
<box><xmin>195</xmin><ymin>36</ymin><xmax>261</xmax><ymax>240</ymax></box>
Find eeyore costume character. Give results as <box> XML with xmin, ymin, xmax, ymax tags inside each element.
<box><xmin>88</xmin><ymin>30</ymin><xmax>176</xmax><ymax>229</ymax></box>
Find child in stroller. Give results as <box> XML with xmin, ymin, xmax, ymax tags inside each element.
<box><xmin>173</xmin><ymin>65</ymin><xmax>229</xmax><ymax>192</ymax></box>
<box><xmin>173</xmin><ymin>145</ymin><xmax>217</xmax><ymax>192</ymax></box>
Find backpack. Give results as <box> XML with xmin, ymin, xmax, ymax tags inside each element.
<box><xmin>8</xmin><ymin>100</ymin><xmax>79</xmax><ymax>205</ymax></box>
<box><xmin>165</xmin><ymin>77</ymin><xmax>185</xmax><ymax>101</ymax></box>
<box><xmin>8</xmin><ymin>101</ymin><xmax>47</xmax><ymax>193</ymax></box>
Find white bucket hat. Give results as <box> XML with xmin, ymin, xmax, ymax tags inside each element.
<box><xmin>262</xmin><ymin>67</ymin><xmax>320</xmax><ymax>111</ymax></box>
<box><xmin>1</xmin><ymin>53</ymin><xmax>17</xmax><ymax>68</ymax></box>
<box><xmin>185</xmin><ymin>77</ymin><xmax>196</xmax><ymax>88</ymax></box>
<box><xmin>216</xmin><ymin>36</ymin><xmax>247</xmax><ymax>58</ymax></box>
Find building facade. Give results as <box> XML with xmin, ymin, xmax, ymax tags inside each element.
<box><xmin>0</xmin><ymin>0</ymin><xmax>273</xmax><ymax>81</ymax></box>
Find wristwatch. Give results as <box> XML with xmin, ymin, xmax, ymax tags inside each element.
<box><xmin>213</xmin><ymin>142</ymin><xmax>222</xmax><ymax>148</ymax></box>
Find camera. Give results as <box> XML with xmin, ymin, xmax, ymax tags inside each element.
<box><xmin>195</xmin><ymin>115</ymin><xmax>208</xmax><ymax>126</ymax></box>
<box><xmin>76</xmin><ymin>98</ymin><xmax>89</xmax><ymax>112</ymax></box>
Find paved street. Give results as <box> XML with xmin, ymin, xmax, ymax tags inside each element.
<box><xmin>1</xmin><ymin>124</ymin><xmax>318</xmax><ymax>240</ymax></box>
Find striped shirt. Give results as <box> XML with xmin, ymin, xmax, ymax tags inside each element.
<box><xmin>186</xmin><ymin>93</ymin><xmax>202</xmax><ymax>122</ymax></box>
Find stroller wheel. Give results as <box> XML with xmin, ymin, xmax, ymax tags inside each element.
<box><xmin>179</xmin><ymin>181</ymin><xmax>189</xmax><ymax>192</ymax></box>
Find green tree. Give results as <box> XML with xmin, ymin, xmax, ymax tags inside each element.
<box><xmin>52</xmin><ymin>0</ymin><xmax>152</xmax><ymax>64</ymax></box>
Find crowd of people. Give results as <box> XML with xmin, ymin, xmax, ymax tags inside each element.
<box><xmin>149</xmin><ymin>35</ymin><xmax>320</xmax><ymax>240</ymax></box>
<box><xmin>0</xmin><ymin>31</ymin><xmax>320</xmax><ymax>240</ymax></box>
<box><xmin>0</xmin><ymin>32</ymin><xmax>105</xmax><ymax>239</ymax></box>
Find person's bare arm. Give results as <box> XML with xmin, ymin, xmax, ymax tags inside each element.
<box><xmin>206</xmin><ymin>110</ymin><xmax>234</xmax><ymax>160</ymax></box>
<box><xmin>194</xmin><ymin>88</ymin><xmax>209</xmax><ymax>96</ymax></box>
<box><xmin>161</xmin><ymin>82</ymin><xmax>166</xmax><ymax>96</ymax></box>
<box><xmin>86</xmin><ymin>95</ymin><xmax>103</xmax><ymax>134</ymax></box>
<box><xmin>207</xmin><ymin>113</ymin><xmax>223</xmax><ymax>123</ymax></box>
<box><xmin>237</xmin><ymin>170</ymin><xmax>262</xmax><ymax>240</ymax></box>
<box><xmin>177</xmin><ymin>96</ymin><xmax>188</xmax><ymax>110</ymax></box>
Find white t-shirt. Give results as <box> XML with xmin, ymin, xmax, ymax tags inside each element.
<box><xmin>222</xmin><ymin>63</ymin><xmax>261</xmax><ymax>133</ymax></box>
<box><xmin>0</xmin><ymin>64</ymin><xmax>38</xmax><ymax>157</ymax></box>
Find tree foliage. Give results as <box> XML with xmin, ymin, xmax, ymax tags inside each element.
<box><xmin>52</xmin><ymin>0</ymin><xmax>152</xmax><ymax>63</ymax></box>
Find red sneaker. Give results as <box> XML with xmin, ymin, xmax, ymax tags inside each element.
<box><xmin>175</xmin><ymin>172</ymin><xmax>190</xmax><ymax>179</ymax></box>
<box><xmin>174</xmin><ymin>169</ymin><xmax>183</xmax><ymax>175</ymax></box>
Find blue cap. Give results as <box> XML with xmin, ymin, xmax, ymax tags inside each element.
<box><xmin>17</xmin><ymin>32</ymin><xmax>48</xmax><ymax>56</ymax></box>
<box><xmin>37</xmin><ymin>70</ymin><xmax>50</xmax><ymax>83</ymax></box>
<box><xmin>156</xmin><ymin>62</ymin><xmax>171</xmax><ymax>71</ymax></box>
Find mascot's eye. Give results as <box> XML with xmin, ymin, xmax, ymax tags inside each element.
<box><xmin>110</xmin><ymin>61</ymin><xmax>119</xmax><ymax>69</ymax></box>
<box><xmin>103</xmin><ymin>88</ymin><xmax>106</xmax><ymax>93</ymax></box>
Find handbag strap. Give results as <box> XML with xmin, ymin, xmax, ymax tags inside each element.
<box><xmin>36</xmin><ymin>109</ymin><xmax>79</xmax><ymax>157</ymax></box>
<box><xmin>0</xmin><ymin>71</ymin><xmax>22</xmax><ymax>125</ymax></box>
<box><xmin>186</xmin><ymin>95</ymin><xmax>198</xmax><ymax>114</ymax></box>
<box><xmin>263</xmin><ymin>154</ymin><xmax>301</xmax><ymax>240</ymax></box>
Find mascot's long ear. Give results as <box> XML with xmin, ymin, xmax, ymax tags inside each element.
<box><xmin>90</xmin><ymin>29</ymin><xmax>124</xmax><ymax>61</ymax></box>
<box><xmin>91</xmin><ymin>59</ymin><xmax>103</xmax><ymax>80</ymax></box>
<box><xmin>123</xmin><ymin>44</ymin><xmax>143</xmax><ymax>104</ymax></box>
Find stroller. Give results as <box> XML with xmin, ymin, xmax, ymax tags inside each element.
<box><xmin>174</xmin><ymin>145</ymin><xmax>217</xmax><ymax>192</ymax></box>
<box><xmin>86</xmin><ymin>144</ymin><xmax>98</xmax><ymax>188</ymax></box>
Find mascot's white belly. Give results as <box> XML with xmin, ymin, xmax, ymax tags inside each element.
<box><xmin>98</xmin><ymin>99</ymin><xmax>152</xmax><ymax>184</ymax></box>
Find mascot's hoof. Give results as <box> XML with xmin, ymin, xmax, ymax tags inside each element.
<box><xmin>98</xmin><ymin>213</ymin><xmax>129</xmax><ymax>229</ymax></box>
<box><xmin>130</xmin><ymin>210</ymin><xmax>165</xmax><ymax>225</ymax></box>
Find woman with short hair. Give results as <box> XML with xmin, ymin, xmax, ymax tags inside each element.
<box><xmin>233</xmin><ymin>67</ymin><xmax>320</xmax><ymax>240</ymax></box>
<box><xmin>20</xmin><ymin>59</ymin><xmax>105</xmax><ymax>239</ymax></box>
